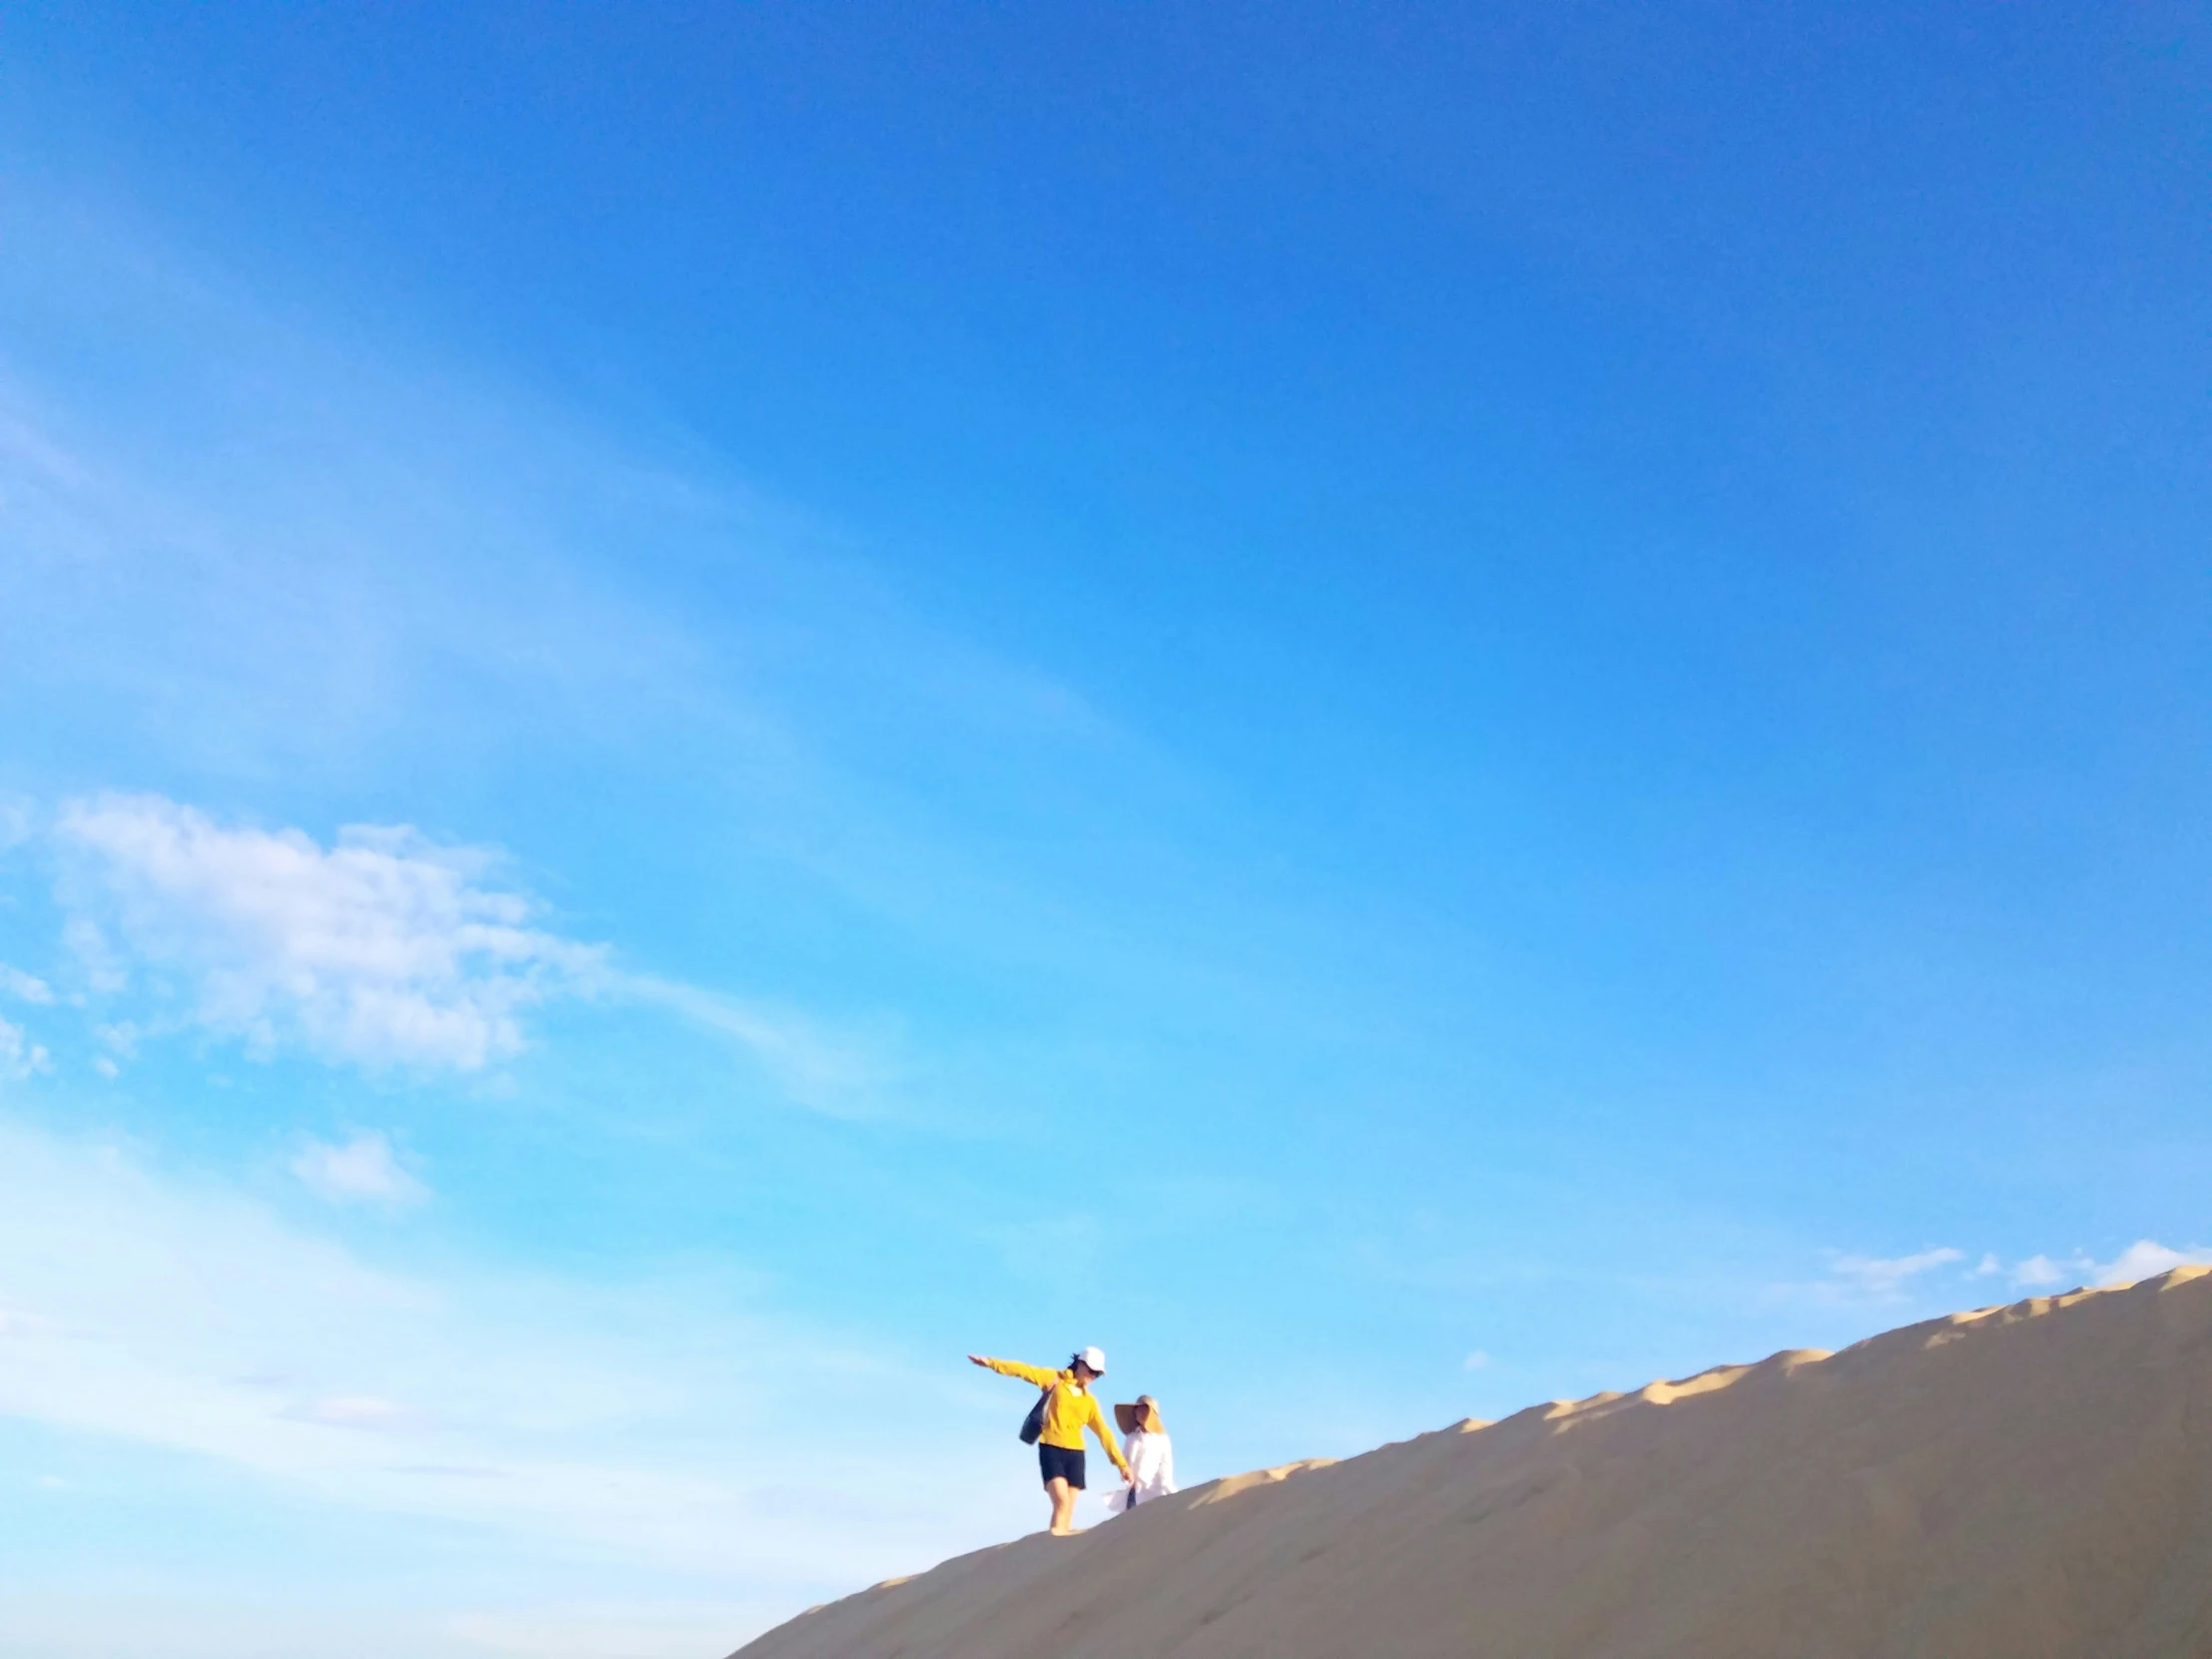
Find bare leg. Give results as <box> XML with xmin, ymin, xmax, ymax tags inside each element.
<box><xmin>1045</xmin><ymin>1475</ymin><xmax>1080</xmax><ymax>1535</ymax></box>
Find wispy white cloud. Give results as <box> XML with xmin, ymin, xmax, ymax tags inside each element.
<box><xmin>63</xmin><ymin>918</ymin><xmax>129</xmax><ymax>994</ymax></box>
<box><xmin>1824</xmin><ymin>1246</ymin><xmax>1963</xmax><ymax>1299</ymax></box>
<box><xmin>0</xmin><ymin>963</ymin><xmax>54</xmax><ymax>1004</ymax></box>
<box><xmin>2010</xmin><ymin>1252</ymin><xmax>2076</xmax><ymax>1289</ymax></box>
<box><xmin>1953</xmin><ymin>1242</ymin><xmax>2212</xmax><ymax>1294</ymax></box>
<box><xmin>298</xmin><ymin>1392</ymin><xmax>412</xmax><ymax>1427</ymax></box>
<box><xmin>2090</xmin><ymin>1239</ymin><xmax>2212</xmax><ymax>1287</ymax></box>
<box><xmin>54</xmin><ymin>795</ymin><xmax>602</xmax><ymax>1071</ymax></box>
<box><xmin>0</xmin><ymin>1113</ymin><xmax>1018</xmax><ymax>1589</ymax></box>
<box><xmin>0</xmin><ymin>1015</ymin><xmax>53</xmax><ymax>1080</ymax></box>
<box><xmin>0</xmin><ymin>402</ymin><xmax>91</xmax><ymax>489</ymax></box>
<box><xmin>620</xmin><ymin>974</ymin><xmax>895</xmax><ymax>1117</ymax></box>
<box><xmin>40</xmin><ymin>794</ymin><xmax>893</xmax><ymax>1108</ymax></box>
<box><xmin>1786</xmin><ymin>1240</ymin><xmax>2208</xmax><ymax>1310</ymax></box>
<box><xmin>291</xmin><ymin>1131</ymin><xmax>429</xmax><ymax>1209</ymax></box>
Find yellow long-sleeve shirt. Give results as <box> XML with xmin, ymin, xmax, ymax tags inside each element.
<box><xmin>981</xmin><ymin>1358</ymin><xmax>1129</xmax><ymax>1474</ymax></box>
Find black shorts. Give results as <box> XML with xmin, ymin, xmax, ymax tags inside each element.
<box><xmin>1038</xmin><ymin>1443</ymin><xmax>1087</xmax><ymax>1489</ymax></box>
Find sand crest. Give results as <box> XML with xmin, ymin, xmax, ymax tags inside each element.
<box><xmin>730</xmin><ymin>1268</ymin><xmax>2212</xmax><ymax>1658</ymax></box>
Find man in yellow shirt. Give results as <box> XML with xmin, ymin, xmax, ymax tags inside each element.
<box><xmin>969</xmin><ymin>1346</ymin><xmax>1133</xmax><ymax>1534</ymax></box>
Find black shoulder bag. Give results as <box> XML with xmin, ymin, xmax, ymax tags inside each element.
<box><xmin>1018</xmin><ymin>1381</ymin><xmax>1058</xmax><ymax>1444</ymax></box>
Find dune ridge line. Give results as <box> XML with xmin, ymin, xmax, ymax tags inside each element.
<box><xmin>731</xmin><ymin>1268</ymin><xmax>2212</xmax><ymax>1659</ymax></box>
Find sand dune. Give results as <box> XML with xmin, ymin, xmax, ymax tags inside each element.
<box><xmin>731</xmin><ymin>1269</ymin><xmax>2212</xmax><ymax>1659</ymax></box>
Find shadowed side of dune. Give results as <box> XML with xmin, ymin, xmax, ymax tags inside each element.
<box><xmin>730</xmin><ymin>1268</ymin><xmax>2212</xmax><ymax>1659</ymax></box>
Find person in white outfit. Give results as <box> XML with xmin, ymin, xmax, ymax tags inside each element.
<box><xmin>1112</xmin><ymin>1394</ymin><xmax>1176</xmax><ymax>1510</ymax></box>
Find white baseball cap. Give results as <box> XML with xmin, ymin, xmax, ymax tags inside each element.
<box><xmin>1078</xmin><ymin>1347</ymin><xmax>1107</xmax><ymax>1375</ymax></box>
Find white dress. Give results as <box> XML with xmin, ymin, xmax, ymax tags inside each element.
<box><xmin>1123</xmin><ymin>1427</ymin><xmax>1177</xmax><ymax>1507</ymax></box>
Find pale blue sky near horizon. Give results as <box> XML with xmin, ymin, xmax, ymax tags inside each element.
<box><xmin>2</xmin><ymin>4</ymin><xmax>2210</xmax><ymax>1655</ymax></box>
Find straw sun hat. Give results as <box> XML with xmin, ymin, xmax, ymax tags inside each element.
<box><xmin>1113</xmin><ymin>1395</ymin><xmax>1164</xmax><ymax>1435</ymax></box>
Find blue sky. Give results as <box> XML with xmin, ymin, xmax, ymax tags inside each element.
<box><xmin>2</xmin><ymin>3</ymin><xmax>2209</xmax><ymax>1654</ymax></box>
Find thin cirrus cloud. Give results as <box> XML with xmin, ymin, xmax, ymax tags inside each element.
<box><xmin>290</xmin><ymin>1131</ymin><xmax>429</xmax><ymax>1209</ymax></box>
<box><xmin>44</xmin><ymin>792</ymin><xmax>882</xmax><ymax>1106</ymax></box>
<box><xmin>1823</xmin><ymin>1247</ymin><xmax>1965</xmax><ymax>1299</ymax></box>
<box><xmin>296</xmin><ymin>1392</ymin><xmax>413</xmax><ymax>1427</ymax></box>
<box><xmin>0</xmin><ymin>1114</ymin><xmax>1012</xmax><ymax>1593</ymax></box>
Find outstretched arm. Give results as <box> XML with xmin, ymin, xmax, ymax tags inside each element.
<box><xmin>968</xmin><ymin>1355</ymin><xmax>1059</xmax><ymax>1388</ymax></box>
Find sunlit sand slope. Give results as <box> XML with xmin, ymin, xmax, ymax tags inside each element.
<box><xmin>731</xmin><ymin>1269</ymin><xmax>2212</xmax><ymax>1659</ymax></box>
